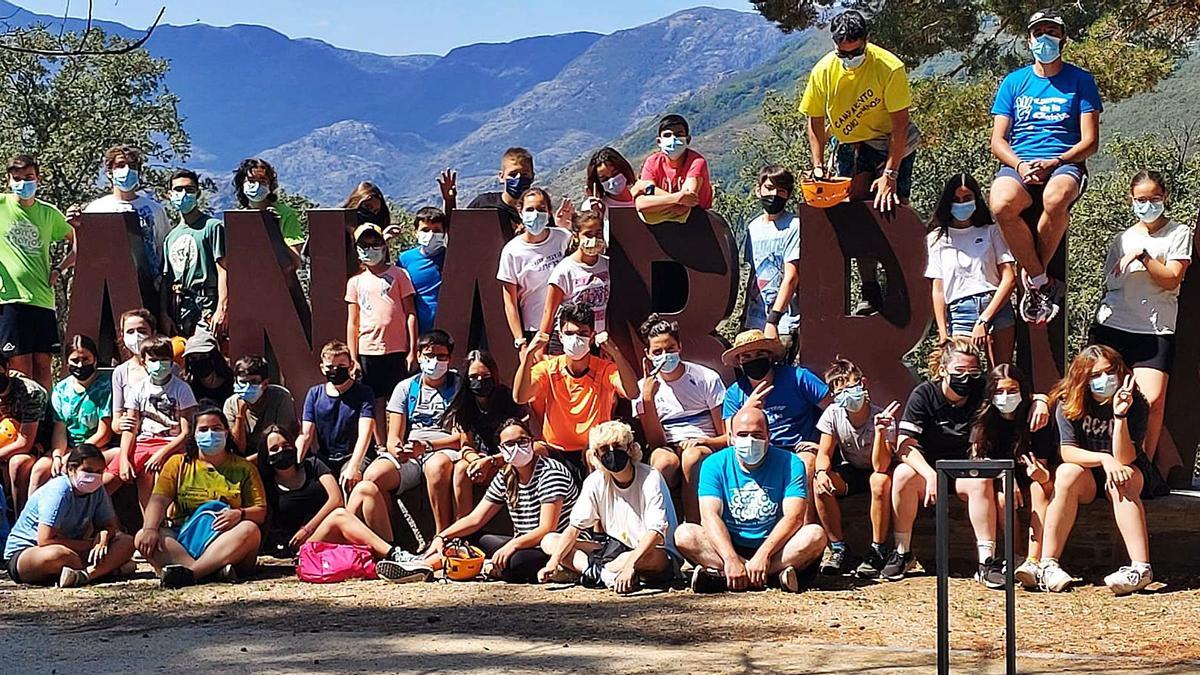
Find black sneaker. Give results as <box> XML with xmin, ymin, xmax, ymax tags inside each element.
<box><xmin>880</xmin><ymin>551</ymin><xmax>915</xmax><ymax>581</ymax></box>
<box><xmin>820</xmin><ymin>546</ymin><xmax>851</xmax><ymax>575</ymax></box>
<box><xmin>689</xmin><ymin>566</ymin><xmax>727</xmax><ymax>594</ymax></box>
<box><xmin>1019</xmin><ymin>278</ymin><xmax>1060</xmax><ymax>325</ymax></box>
<box><xmin>975</xmin><ymin>557</ymin><xmax>1006</xmax><ymax>589</ymax></box>
<box><xmin>855</xmin><ymin>547</ymin><xmax>888</xmax><ymax>579</ymax></box>
<box><xmin>161</xmin><ymin>564</ymin><xmax>195</xmax><ymax>589</ymax></box>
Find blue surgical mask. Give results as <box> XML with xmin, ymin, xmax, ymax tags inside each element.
<box><xmin>834</xmin><ymin>384</ymin><xmax>867</xmax><ymax>413</ymax></box>
<box><xmin>658</xmin><ymin>136</ymin><xmax>688</xmax><ymax>160</ymax></box>
<box><xmin>504</xmin><ymin>175</ymin><xmax>533</xmax><ymax>199</ymax></box>
<box><xmin>733</xmin><ymin>435</ymin><xmax>768</xmax><ymax>465</ymax></box>
<box><xmin>357</xmin><ymin>245</ymin><xmax>385</xmax><ymax>265</ymax></box>
<box><xmin>234</xmin><ymin>381</ymin><xmax>264</xmax><ymax>404</ymax></box>
<box><xmin>195</xmin><ymin>429</ymin><xmax>227</xmax><ymax>456</ymax></box>
<box><xmin>651</xmin><ymin>351</ymin><xmax>682</xmax><ymax>375</ymax></box>
<box><xmin>1089</xmin><ymin>373</ymin><xmax>1118</xmax><ymax>399</ymax></box>
<box><xmin>170</xmin><ymin>190</ymin><xmax>198</xmax><ymax>215</ymax></box>
<box><xmin>145</xmin><ymin>359</ymin><xmax>172</xmax><ymax>383</ymax></box>
<box><xmin>112</xmin><ymin>166</ymin><xmax>140</xmax><ymax>192</ymax></box>
<box><xmin>521</xmin><ymin>210</ymin><xmax>549</xmax><ymax>235</ymax></box>
<box><xmin>950</xmin><ymin>201</ymin><xmax>976</xmax><ymax>222</ymax></box>
<box><xmin>243</xmin><ymin>180</ymin><xmax>270</xmax><ymax>203</ymax></box>
<box><xmin>601</xmin><ymin>174</ymin><xmax>628</xmax><ymax>196</ymax></box>
<box><xmin>1030</xmin><ymin>34</ymin><xmax>1061</xmax><ymax>64</ymax></box>
<box><xmin>10</xmin><ymin>179</ymin><xmax>37</xmax><ymax>200</ymax></box>
<box><xmin>1132</xmin><ymin>200</ymin><xmax>1164</xmax><ymax>224</ymax></box>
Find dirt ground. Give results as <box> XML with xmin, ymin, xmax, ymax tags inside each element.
<box><xmin>2</xmin><ymin>561</ymin><xmax>1198</xmax><ymax>674</ymax></box>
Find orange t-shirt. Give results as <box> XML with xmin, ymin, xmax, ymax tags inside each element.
<box><xmin>530</xmin><ymin>355</ymin><xmax>620</xmax><ymax>452</ymax></box>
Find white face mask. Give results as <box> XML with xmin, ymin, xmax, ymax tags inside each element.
<box><xmin>419</xmin><ymin>355</ymin><xmax>449</xmax><ymax>379</ymax></box>
<box><xmin>416</xmin><ymin>230</ymin><xmax>446</xmax><ymax>254</ymax></box>
<box><xmin>521</xmin><ymin>210</ymin><xmax>549</xmax><ymax>235</ymax></box>
<box><xmin>601</xmin><ymin>174</ymin><xmax>628</xmax><ymax>196</ymax></box>
<box><xmin>561</xmin><ymin>333</ymin><xmax>591</xmax><ymax>360</ymax></box>
<box><xmin>578</xmin><ymin>235</ymin><xmax>606</xmax><ymax>257</ymax></box>
<box><xmin>733</xmin><ymin>435</ymin><xmax>768</xmax><ymax>465</ymax></box>
<box><xmin>123</xmin><ymin>329</ymin><xmax>150</xmax><ymax>355</ymax></box>
<box><xmin>992</xmin><ymin>392</ymin><xmax>1021</xmax><ymax>415</ymax></box>
<box><xmin>500</xmin><ymin>438</ymin><xmax>535</xmax><ymax>468</ymax></box>
<box><xmin>243</xmin><ymin>180</ymin><xmax>270</xmax><ymax>203</ymax></box>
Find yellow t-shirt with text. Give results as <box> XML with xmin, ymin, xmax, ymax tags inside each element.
<box><xmin>799</xmin><ymin>43</ymin><xmax>912</xmax><ymax>144</ymax></box>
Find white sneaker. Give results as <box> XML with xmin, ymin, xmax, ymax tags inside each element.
<box><xmin>1038</xmin><ymin>560</ymin><xmax>1074</xmax><ymax>592</ymax></box>
<box><xmin>57</xmin><ymin>567</ymin><xmax>90</xmax><ymax>588</ymax></box>
<box><xmin>1014</xmin><ymin>559</ymin><xmax>1040</xmax><ymax>589</ymax></box>
<box><xmin>1104</xmin><ymin>565</ymin><xmax>1152</xmax><ymax>596</ymax></box>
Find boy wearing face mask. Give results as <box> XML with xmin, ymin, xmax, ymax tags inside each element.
<box><xmin>109</xmin><ymin>336</ymin><xmax>198</xmax><ymax>514</ymax></box>
<box><xmin>744</xmin><ymin>166</ymin><xmax>800</xmax><ymax>355</ymax></box>
<box><xmin>989</xmin><ymin>9</ymin><xmax>1102</xmax><ymax>326</ymax></box>
<box><xmin>224</xmin><ymin>355</ymin><xmax>297</xmax><ymax>457</ymax></box>
<box><xmin>161</xmin><ymin>169</ymin><xmax>227</xmax><ymax>339</ymax></box>
<box><xmin>676</xmin><ymin>407</ymin><xmax>827</xmax><ymax>593</ymax></box>
<box><xmin>397</xmin><ymin>207</ymin><xmax>449</xmax><ymax>335</ymax></box>
<box><xmin>0</xmin><ymin>153</ymin><xmax>75</xmax><ymax>391</ymax></box>
<box><xmin>297</xmin><ymin>340</ymin><xmax>377</xmax><ymax>490</ymax></box>
<box><xmin>809</xmin><ymin>358</ymin><xmax>898</xmax><ymax>578</ymax></box>
<box><xmin>498</xmin><ymin>188</ymin><xmax>572</xmax><ymax>354</ymax></box>
<box><xmin>514</xmin><ymin>302</ymin><xmax>638</xmax><ymax>478</ymax></box>
<box><xmin>634</xmin><ymin>114</ymin><xmax>713</xmax><ymax>225</ymax></box>
<box><xmin>5</xmin><ymin>444</ymin><xmax>136</xmax><ymax>587</ymax></box>
<box><xmin>346</xmin><ymin>223</ymin><xmax>418</xmax><ymax>445</ymax></box>
<box><xmin>84</xmin><ymin>145</ymin><xmax>172</xmax><ymax>315</ymax></box>
<box><xmin>467</xmin><ymin>147</ymin><xmax>535</xmax><ymax>229</ymax></box>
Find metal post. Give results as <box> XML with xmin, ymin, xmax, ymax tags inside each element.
<box><xmin>936</xmin><ymin>469</ymin><xmax>950</xmax><ymax>675</ymax></box>
<box><xmin>1005</xmin><ymin>468</ymin><xmax>1016</xmax><ymax>675</ymax></box>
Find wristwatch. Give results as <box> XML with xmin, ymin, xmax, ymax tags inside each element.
<box><xmin>513</xmin><ymin>337</ymin><xmax>527</xmax><ymax>350</ymax></box>
<box><xmin>1136</xmin><ymin>249</ymin><xmax>1150</xmax><ymax>264</ymax></box>
<box><xmin>975</xmin><ymin>316</ymin><xmax>992</xmax><ymax>329</ymax></box>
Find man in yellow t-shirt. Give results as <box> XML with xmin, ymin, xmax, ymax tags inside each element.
<box><xmin>799</xmin><ymin>9</ymin><xmax>921</xmax><ymax>313</ymax></box>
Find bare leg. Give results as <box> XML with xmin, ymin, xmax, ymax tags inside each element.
<box><xmin>309</xmin><ymin>507</ymin><xmax>393</xmax><ymax>558</ymax></box>
<box><xmin>1041</xmin><ymin>464</ymin><xmax>1097</xmax><ymax>560</ymax></box>
<box><xmin>190</xmin><ymin>520</ymin><xmax>261</xmax><ymax>579</ymax></box>
<box><xmin>451</xmin><ymin>459</ymin><xmax>475</xmax><ymax>519</ymax></box>
<box><xmin>372</xmin><ymin>399</ymin><xmax>388</xmax><ymax>447</ymax></box>
<box><xmin>649</xmin><ymin>447</ymin><xmax>681</xmax><ymax>487</ymax></box>
<box><xmin>135</xmin><ymin>470</ymin><xmax>156</xmax><ymax>515</ymax></box>
<box><xmin>1133</xmin><ymin>368</ymin><xmax>1168</xmax><ymax>462</ymax></box>
<box><xmin>423</xmin><ymin>452</ymin><xmax>455</xmax><ymax>534</ymax></box>
<box><xmin>28</xmin><ymin>456</ymin><xmax>53</xmax><ymax>495</ymax></box>
<box><xmin>606</xmin><ymin>547</ymin><xmax>671</xmax><ymax>575</ymax></box>
<box><xmin>347</xmin><ymin>479</ymin><xmax>394</xmax><ymax>541</ymax></box>
<box><xmin>31</xmin><ymin>353</ymin><xmax>54</xmax><ymax>392</ymax></box>
<box><xmin>869</xmin><ymin>470</ymin><xmax>893</xmax><ymax>545</ymax></box>
<box><xmin>768</xmin><ymin>523</ymin><xmax>827</xmax><ymax>574</ymax></box>
<box><xmin>1027</xmin><ymin>479</ymin><xmax>1053</xmax><ymax>559</ymax></box>
<box><xmin>680</xmin><ymin>446</ymin><xmax>713</xmax><ymax>524</ymax></box>
<box><xmin>1109</xmin><ymin>471</ymin><xmax>1150</xmax><ymax>563</ymax></box>
<box><xmin>88</xmin><ymin>532</ymin><xmax>137</xmax><ymax>580</ymax></box>
<box><xmin>8</xmin><ymin>454</ymin><xmax>34</xmax><ymax>512</ymax></box>
<box><xmin>1035</xmin><ymin>174</ymin><xmax>1080</xmax><ymax>272</ymax></box>
<box><xmin>13</xmin><ymin>544</ymin><xmax>84</xmax><ymax>584</ymax></box>
<box><xmin>990</xmin><ymin>176</ymin><xmax>1038</xmax><ymax>277</ymax></box>
<box><xmin>810</xmin><ymin>460</ymin><xmax>846</xmax><ymax>541</ymax></box>
<box><xmin>891</xmin><ymin>463</ymin><xmax>924</xmax><ymax>536</ymax></box>
<box><xmin>673</xmin><ymin>523</ymin><xmax>729</xmax><ymax>569</ymax></box>
<box><xmin>955</xmin><ymin>477</ymin><xmax>998</xmax><ymax>544</ymax></box>
<box><xmin>798</xmin><ymin>451</ymin><xmax>818</xmax><ymax>525</ymax></box>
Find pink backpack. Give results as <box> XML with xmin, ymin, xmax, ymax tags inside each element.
<box><xmin>296</xmin><ymin>541</ymin><xmax>379</xmax><ymax>583</ymax></box>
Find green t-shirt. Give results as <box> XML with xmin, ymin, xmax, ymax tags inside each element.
<box><xmin>273</xmin><ymin>202</ymin><xmax>304</xmax><ymax>246</ymax></box>
<box><xmin>0</xmin><ymin>193</ymin><xmax>71</xmax><ymax>309</ymax></box>
<box><xmin>165</xmin><ymin>214</ymin><xmax>225</xmax><ymax>291</ymax></box>
<box><xmin>51</xmin><ymin>372</ymin><xmax>113</xmax><ymax>447</ymax></box>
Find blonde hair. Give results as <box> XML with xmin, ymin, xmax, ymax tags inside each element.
<box><xmin>320</xmin><ymin>339</ymin><xmax>352</xmax><ymax>363</ymax></box>
<box><xmin>926</xmin><ymin>337</ymin><xmax>983</xmax><ymax>379</ymax></box>
<box><xmin>586</xmin><ymin>420</ymin><xmax>642</xmax><ymax>471</ymax></box>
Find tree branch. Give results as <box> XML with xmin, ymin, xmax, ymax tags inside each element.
<box><xmin>0</xmin><ymin>5</ymin><xmax>162</xmax><ymax>56</ymax></box>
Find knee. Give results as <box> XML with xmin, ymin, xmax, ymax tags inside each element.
<box><xmin>674</xmin><ymin>523</ymin><xmax>704</xmax><ymax>553</ymax></box>
<box><xmin>680</xmin><ymin>447</ymin><xmax>705</xmax><ymax>472</ymax></box>
<box><xmin>424</xmin><ymin>456</ymin><xmax>452</xmax><ymax>484</ymax></box>
<box><xmin>990</xmin><ymin>194</ymin><xmax>1020</xmax><ymax>221</ymax></box>
<box><xmin>797</xmin><ymin>523</ymin><xmax>827</xmax><ymax>551</ymax></box>
<box><xmin>869</xmin><ymin>471</ymin><xmax>891</xmax><ymax>496</ymax></box>
<box><xmin>893</xmin><ymin>464</ymin><xmax>919</xmax><ymax>491</ymax></box>
<box><xmin>452</xmin><ymin>460</ymin><xmax>471</xmax><ymax>486</ymax></box>
<box><xmin>234</xmin><ymin>520</ymin><xmax>262</xmax><ymax>543</ymax></box>
<box><xmin>652</xmin><ymin>449</ymin><xmax>680</xmax><ymax>472</ymax></box>
<box><xmin>352</xmin><ymin>480</ymin><xmax>383</xmax><ymax>502</ymax></box>
<box><xmin>1042</xmin><ymin>192</ymin><xmax>1073</xmax><ymax>216</ymax></box>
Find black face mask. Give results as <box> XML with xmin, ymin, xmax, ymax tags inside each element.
<box><xmin>741</xmin><ymin>357</ymin><xmax>773</xmax><ymax>381</ymax></box>
<box><xmin>356</xmin><ymin>206</ymin><xmax>379</xmax><ymax>225</ymax></box>
<box><xmin>504</xmin><ymin>175</ymin><xmax>533</xmax><ymax>199</ymax></box>
<box><xmin>600</xmin><ymin>448</ymin><xmax>630</xmax><ymax>473</ymax></box>
<box><xmin>69</xmin><ymin>363</ymin><xmax>97</xmax><ymax>381</ymax></box>
<box><xmin>324</xmin><ymin>366</ymin><xmax>351</xmax><ymax>386</ymax></box>
<box><xmin>760</xmin><ymin>194</ymin><xmax>788</xmax><ymax>215</ymax></box>
<box><xmin>948</xmin><ymin>372</ymin><xmax>984</xmax><ymax>398</ymax></box>
<box><xmin>269</xmin><ymin>448</ymin><xmax>298</xmax><ymax>471</ymax></box>
<box><xmin>469</xmin><ymin>376</ymin><xmax>496</xmax><ymax>398</ymax></box>
<box><xmin>188</xmin><ymin>356</ymin><xmax>215</xmax><ymax>378</ymax></box>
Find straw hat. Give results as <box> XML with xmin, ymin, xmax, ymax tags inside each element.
<box><xmin>721</xmin><ymin>329</ymin><xmax>785</xmax><ymax>367</ymax></box>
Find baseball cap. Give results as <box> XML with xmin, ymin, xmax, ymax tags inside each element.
<box><xmin>353</xmin><ymin>223</ymin><xmax>383</xmax><ymax>242</ymax></box>
<box><xmin>1027</xmin><ymin>9</ymin><xmax>1066</xmax><ymax>31</ymax></box>
<box><xmin>183</xmin><ymin>330</ymin><xmax>220</xmax><ymax>357</ymax></box>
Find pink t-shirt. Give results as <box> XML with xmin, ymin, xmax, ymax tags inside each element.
<box><xmin>345</xmin><ymin>265</ymin><xmax>416</xmax><ymax>356</ymax></box>
<box><xmin>639</xmin><ymin>149</ymin><xmax>713</xmax><ymax>209</ymax></box>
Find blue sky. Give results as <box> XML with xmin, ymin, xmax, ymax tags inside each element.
<box><xmin>13</xmin><ymin>1</ymin><xmax>756</xmax><ymax>55</ymax></box>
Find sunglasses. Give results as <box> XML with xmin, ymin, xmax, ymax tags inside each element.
<box><xmin>837</xmin><ymin>46</ymin><xmax>866</xmax><ymax>59</ymax></box>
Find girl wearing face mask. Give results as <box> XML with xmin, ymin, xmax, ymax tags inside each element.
<box><xmin>443</xmin><ymin>351</ymin><xmax>528</xmax><ymax>517</ymax></box>
<box><xmin>1038</xmin><ymin>346</ymin><xmax>1153</xmax><ymax>596</ymax></box>
<box><xmin>338</xmin><ymin>182</ymin><xmax>393</xmax><ymax>274</ymax></box>
<box><xmin>233</xmin><ymin>158</ymin><xmax>304</xmax><ymax>261</ymax></box>
<box><xmin>111</xmin><ymin>309</ymin><xmax>161</xmax><ymax>435</ymax></box>
<box><xmin>345</xmin><ymin>223</ymin><xmax>418</xmax><ymax>445</ymax></box>
<box><xmin>35</xmin><ymin>335</ymin><xmax>115</xmax><ymax>494</ymax></box>
<box><xmin>498</xmin><ymin>188</ymin><xmax>572</xmax><ymax>354</ymax></box>
<box><xmin>1089</xmin><ymin>171</ymin><xmax>1190</xmax><ymax>475</ymax></box>
<box><xmin>539</xmin><ymin>211</ymin><xmax>611</xmax><ymax>352</ymax></box>
<box><xmin>135</xmin><ymin>407</ymin><xmax>266</xmax><ymax>588</ymax></box>
<box><xmin>633</xmin><ymin>314</ymin><xmax>726</xmax><ymax>523</ymax></box>
<box><xmin>182</xmin><ymin>331</ymin><xmax>235</xmax><ymax>404</ymax></box>
<box><xmin>412</xmin><ymin>418</ymin><xmax>579</xmax><ymax>584</ymax></box>
<box><xmin>105</xmin><ymin>336</ymin><xmax>198</xmax><ymax>515</ymax></box>
<box><xmin>4</xmin><ymin>444</ymin><xmax>136</xmax><ymax>587</ymax></box>
<box><xmin>890</xmin><ymin>338</ymin><xmax>1008</xmax><ymax>588</ymax></box>
<box><xmin>969</xmin><ymin>364</ymin><xmax>1057</xmax><ymax>590</ymax></box>
<box><xmin>538</xmin><ymin>420</ymin><xmax>681</xmax><ymax>592</ymax></box>
<box><xmin>585</xmin><ymin>147</ymin><xmax>637</xmax><ymax>208</ymax></box>
<box><xmin>926</xmin><ymin>173</ymin><xmax>1016</xmax><ymax>365</ymax></box>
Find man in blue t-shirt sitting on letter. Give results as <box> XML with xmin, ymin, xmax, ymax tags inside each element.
<box><xmin>676</xmin><ymin>406</ymin><xmax>826</xmax><ymax>593</ymax></box>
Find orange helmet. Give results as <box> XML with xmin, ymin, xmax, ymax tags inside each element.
<box><xmin>171</xmin><ymin>336</ymin><xmax>188</xmax><ymax>365</ymax></box>
<box><xmin>443</xmin><ymin>540</ymin><xmax>486</xmax><ymax>581</ymax></box>
<box><xmin>801</xmin><ymin>176</ymin><xmax>852</xmax><ymax>208</ymax></box>
<box><xmin>0</xmin><ymin>418</ymin><xmax>16</xmax><ymax>446</ymax></box>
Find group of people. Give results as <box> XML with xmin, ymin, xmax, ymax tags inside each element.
<box><xmin>0</xmin><ymin>8</ymin><xmax>1188</xmax><ymax>600</ymax></box>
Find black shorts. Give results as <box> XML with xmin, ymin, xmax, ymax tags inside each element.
<box><xmin>6</xmin><ymin>547</ymin><xmax>27</xmax><ymax>584</ymax></box>
<box><xmin>583</xmin><ymin>534</ymin><xmax>676</xmax><ymax>588</ymax></box>
<box><xmin>357</xmin><ymin>352</ymin><xmax>409</xmax><ymax>400</ymax></box>
<box><xmin>0</xmin><ymin>303</ymin><xmax>61</xmax><ymax>357</ymax></box>
<box><xmin>1087</xmin><ymin>323</ymin><xmax>1174</xmax><ymax>372</ymax></box>
<box><xmin>832</xmin><ymin>462</ymin><xmax>873</xmax><ymax>497</ymax></box>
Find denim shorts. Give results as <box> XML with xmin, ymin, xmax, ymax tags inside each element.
<box><xmin>995</xmin><ymin>162</ymin><xmax>1085</xmax><ymax>195</ymax></box>
<box><xmin>948</xmin><ymin>291</ymin><xmax>1016</xmax><ymax>336</ymax></box>
<box><xmin>835</xmin><ymin>142</ymin><xmax>915</xmax><ymax>199</ymax></box>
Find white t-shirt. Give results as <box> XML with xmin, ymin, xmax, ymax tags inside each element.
<box><xmin>633</xmin><ymin>362</ymin><xmax>726</xmax><ymax>443</ymax></box>
<box><xmin>743</xmin><ymin>212</ymin><xmax>801</xmax><ymax>332</ymax></box>
<box><xmin>547</xmin><ymin>254</ymin><xmax>611</xmax><ymax>333</ymax></box>
<box><xmin>815</xmin><ymin>402</ymin><xmax>892</xmax><ymax>470</ymax></box>
<box><xmin>1096</xmin><ymin>219</ymin><xmax>1193</xmax><ymax>335</ymax></box>
<box><xmin>85</xmin><ymin>193</ymin><xmax>172</xmax><ymax>281</ymax></box>
<box><xmin>924</xmin><ymin>224</ymin><xmax>1015</xmax><ymax>304</ymax></box>
<box><xmin>570</xmin><ymin>462</ymin><xmax>679</xmax><ymax>557</ymax></box>
<box><xmin>496</xmin><ymin>228</ymin><xmax>572</xmax><ymax>332</ymax></box>
<box><xmin>125</xmin><ymin>375</ymin><xmax>198</xmax><ymax>441</ymax></box>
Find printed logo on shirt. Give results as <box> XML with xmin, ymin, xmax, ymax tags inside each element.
<box><xmin>5</xmin><ymin>219</ymin><xmax>41</xmax><ymax>253</ymax></box>
<box><xmin>1015</xmin><ymin>95</ymin><xmax>1069</xmax><ymax>124</ymax></box>
<box><xmin>168</xmin><ymin>234</ymin><xmax>198</xmax><ymax>277</ymax></box>
<box><xmin>832</xmin><ymin>87</ymin><xmax>882</xmax><ymax>137</ymax></box>
<box><xmin>1080</xmin><ymin>414</ymin><xmax>1111</xmax><ymax>439</ymax></box>
<box><xmin>728</xmin><ymin>479</ymin><xmax>778</xmax><ymax>524</ymax></box>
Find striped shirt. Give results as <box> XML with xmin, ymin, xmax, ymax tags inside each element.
<box><xmin>483</xmin><ymin>456</ymin><xmax>578</xmax><ymax>536</ymax></box>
